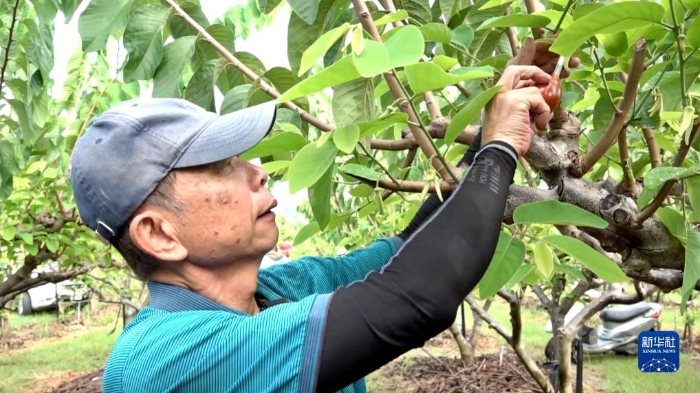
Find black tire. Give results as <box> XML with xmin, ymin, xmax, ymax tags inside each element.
<box><xmin>545</xmin><ymin>337</ymin><xmax>556</xmax><ymax>361</ymax></box>
<box><xmin>18</xmin><ymin>292</ymin><xmax>33</xmax><ymax>315</ymax></box>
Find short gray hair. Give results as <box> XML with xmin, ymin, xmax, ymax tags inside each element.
<box><xmin>114</xmin><ymin>172</ymin><xmax>184</xmax><ymax>280</ymax></box>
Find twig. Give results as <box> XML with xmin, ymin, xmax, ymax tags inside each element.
<box><xmin>669</xmin><ymin>0</ymin><xmax>690</xmax><ymax>108</ymax></box>
<box><xmin>642</xmin><ymin>128</ymin><xmax>662</xmax><ymax>168</ymax></box>
<box><xmin>497</xmin><ymin>290</ymin><xmax>554</xmax><ymax>393</ymax></box>
<box><xmin>0</xmin><ymin>0</ymin><xmax>20</xmax><ymax>100</ymax></box>
<box><xmin>162</xmin><ymin>0</ymin><xmax>334</xmax><ymax>132</ymax></box>
<box><xmin>618</xmin><ymin>127</ymin><xmax>636</xmax><ymax>193</ymax></box>
<box><xmin>449</xmin><ymin>323</ymin><xmax>475</xmax><ymax>366</ymax></box>
<box><xmin>554</xmin><ymin>0</ymin><xmax>574</xmax><ymax>33</ymax></box>
<box><xmin>455</xmin><ymin>83</ymin><xmax>471</xmax><ymax>98</ymax></box>
<box><xmin>572</xmin><ymin>38</ymin><xmax>646</xmax><ymax>177</ymax></box>
<box><xmin>504</xmin><ymin>8</ymin><xmax>520</xmax><ymax>57</ymax></box>
<box><xmin>637</xmin><ymin>121</ymin><xmax>700</xmax><ymax>224</ymax></box>
<box><xmin>347</xmin><ymin>173</ymin><xmax>456</xmax><ymax>193</ymax></box>
<box><xmin>523</xmin><ymin>0</ymin><xmax>544</xmax><ymax>39</ymax></box>
<box><xmin>466</xmin><ymin>295</ymin><xmax>512</xmax><ymax>343</ymax></box>
<box><xmin>352</xmin><ymin>0</ymin><xmax>457</xmax><ymax>182</ymax></box>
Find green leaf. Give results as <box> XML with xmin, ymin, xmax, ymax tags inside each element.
<box><xmin>78</xmin><ymin>0</ymin><xmax>132</xmax><ymax>52</ymax></box>
<box><xmin>358</xmin><ymin>112</ymin><xmax>409</xmax><ymax>137</ymax></box>
<box><xmin>123</xmin><ymin>4</ymin><xmax>170</xmax><ymax>82</ymax></box>
<box><xmin>18</xmin><ymin>233</ymin><xmax>34</xmax><ymax>246</ymax></box>
<box><xmin>288</xmin><ymin>0</ymin><xmax>321</xmax><ymax>25</ymax></box>
<box><xmin>1</xmin><ymin>227</ymin><xmax>15</xmax><ymax>242</ymax></box>
<box><xmin>405</xmin><ymin>63</ymin><xmax>492</xmax><ymax>94</ymax></box>
<box><xmin>185</xmin><ymin>60</ymin><xmax>217</xmax><ymax>111</ymax></box>
<box><xmin>45</xmin><ymin>237</ymin><xmax>60</xmax><ymax>253</ymax></box>
<box><xmin>687</xmin><ymin>17</ymin><xmax>700</xmax><ymax>50</ymax></box>
<box><xmin>239</xmin><ymin>132</ymin><xmax>306</xmax><ymax>159</ymax></box>
<box><xmin>258</xmin><ymin>0</ymin><xmax>283</xmax><ymax>13</ymax></box>
<box><xmin>351</xmin><ymin>25</ymin><xmax>364</xmax><ymax>55</ymax></box>
<box><xmin>637</xmin><ymin>184</ymin><xmax>662</xmax><ymax>210</ymax></box>
<box><xmin>686</xmin><ymin>176</ymin><xmax>700</xmax><ymax>215</ymax></box>
<box><xmin>681</xmin><ymin>230</ymin><xmax>700</xmax><ymax>311</ymax></box>
<box><xmin>513</xmin><ymin>200</ymin><xmax>609</xmax><ymax>229</ymax></box>
<box><xmin>657</xmin><ymin>207</ymin><xmax>687</xmax><ymax>242</ymax></box>
<box><xmin>534</xmin><ymin>241</ymin><xmax>554</xmax><ymax>279</ymax></box>
<box><xmin>352</xmin><ymin>40</ymin><xmax>391</xmax><ymax>78</ymax></box>
<box><xmin>339</xmin><ymin>163</ymin><xmax>383</xmax><ymax>182</ymax></box>
<box><xmin>0</xmin><ymin>140</ymin><xmax>15</xmax><ymax>199</ymax></box>
<box><xmin>288</xmin><ymin>0</ymin><xmax>340</xmax><ymax>75</ymax></box>
<box><xmin>384</xmin><ymin>25</ymin><xmax>425</xmax><ymax>69</ymax></box>
<box><xmin>550</xmin><ymin>2</ymin><xmax>665</xmax><ymax>57</ymax></box>
<box><xmin>644</xmin><ymin>166</ymin><xmax>687</xmax><ymax>189</ymax></box>
<box><xmin>598</xmin><ymin>32</ymin><xmax>629</xmax><ymax>57</ymax></box>
<box><xmin>26</xmin><ymin>161</ymin><xmax>47</xmax><ymax>175</ymax></box>
<box><xmin>168</xmin><ymin>1</ymin><xmax>209</xmax><ymax>38</ymax></box>
<box><xmin>451</xmin><ymin>25</ymin><xmax>474</xmax><ymax>50</ymax></box>
<box><xmin>478</xmin><ymin>0</ymin><xmax>515</xmax><ymax>10</ymax></box>
<box><xmin>278</xmin><ymin>56</ymin><xmax>361</xmax><ymax>103</ymax></box>
<box><xmin>375</xmin><ymin>9</ymin><xmax>409</xmax><ymax>26</ymax></box>
<box><xmin>261</xmin><ymin>160</ymin><xmax>291</xmax><ymax>175</ymax></box>
<box><xmin>333</xmin><ymin>79</ymin><xmax>375</xmax><ymax>128</ymax></box>
<box><xmin>445</xmin><ymin>85</ymin><xmax>502</xmax><ymax>144</ymax></box>
<box><xmin>333</xmin><ymin>125</ymin><xmax>360</xmax><ymax>154</ymax></box>
<box><xmin>504</xmin><ymin>263</ymin><xmax>534</xmax><ymax>290</ymax></box>
<box><xmin>349</xmin><ymin>184</ymin><xmax>374</xmax><ymax>197</ymax></box>
<box><xmin>420</xmin><ymin>23</ymin><xmax>452</xmax><ymax>43</ymax></box>
<box><xmin>477</xmin><ymin>14</ymin><xmax>551</xmax><ymax>31</ymax></box>
<box><xmin>394</xmin><ymin>0</ymin><xmax>432</xmax><ymax>25</ymax></box>
<box><xmin>681</xmin><ymin>0</ymin><xmax>700</xmax><ymax>11</ymax></box>
<box><xmin>153</xmin><ymin>36</ymin><xmax>197</xmax><ymax>98</ymax></box>
<box><xmin>554</xmin><ymin>264</ymin><xmax>587</xmax><ymax>281</ymax></box>
<box><xmin>299</xmin><ymin>23</ymin><xmax>351</xmax><ymax>76</ymax></box>
<box><xmin>308</xmin><ymin>164</ymin><xmax>333</xmax><ymax>230</ymax></box>
<box><xmin>43</xmin><ymin>168</ymin><xmax>58</xmax><ymax>179</ymax></box>
<box><xmin>220</xmin><ymin>84</ymin><xmax>252</xmax><ymax>114</ymax></box>
<box><xmin>545</xmin><ymin>236</ymin><xmax>628</xmax><ymax>282</ymax></box>
<box><xmin>288</xmin><ymin>140</ymin><xmax>338</xmax><ymax>194</ymax></box>
<box><xmin>477</xmin><ymin>232</ymin><xmax>525</xmax><ymax>299</ymax></box>
<box><xmin>294</xmin><ymin>221</ymin><xmax>321</xmax><ymax>245</ymax></box>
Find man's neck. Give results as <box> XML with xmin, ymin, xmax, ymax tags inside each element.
<box><xmin>151</xmin><ymin>261</ymin><xmax>261</xmax><ymax>315</ymax></box>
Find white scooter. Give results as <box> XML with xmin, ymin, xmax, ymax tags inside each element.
<box><xmin>544</xmin><ymin>288</ymin><xmax>663</xmax><ymax>360</ymax></box>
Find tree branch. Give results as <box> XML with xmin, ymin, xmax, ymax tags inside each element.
<box><xmin>0</xmin><ymin>266</ymin><xmax>90</xmax><ymax>308</ymax></box>
<box><xmin>572</xmin><ymin>38</ymin><xmax>646</xmax><ymax>177</ymax></box>
<box><xmin>0</xmin><ymin>0</ymin><xmax>20</xmax><ymax>100</ymax></box>
<box><xmin>523</xmin><ymin>0</ymin><xmax>544</xmax><ymax>39</ymax></box>
<box><xmin>347</xmin><ymin>173</ymin><xmax>457</xmax><ymax>193</ymax></box>
<box><xmin>618</xmin><ymin>127</ymin><xmax>637</xmax><ymax>194</ymax></box>
<box><xmin>642</xmin><ymin>128</ymin><xmax>662</xmax><ymax>168</ymax></box>
<box><xmin>351</xmin><ymin>0</ymin><xmax>457</xmax><ymax>182</ymax></box>
<box><xmin>637</xmin><ymin>120</ymin><xmax>700</xmax><ymax>224</ymax></box>
<box><xmin>449</xmin><ymin>322</ymin><xmax>474</xmax><ymax>366</ymax></box>
<box><xmin>497</xmin><ymin>290</ymin><xmax>554</xmax><ymax>393</ymax></box>
<box><xmin>465</xmin><ymin>295</ymin><xmax>512</xmax><ymax>343</ymax></box>
<box><xmin>162</xmin><ymin>0</ymin><xmax>334</xmax><ymax>132</ymax></box>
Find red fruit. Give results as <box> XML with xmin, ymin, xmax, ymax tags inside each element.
<box><xmin>538</xmin><ymin>75</ymin><xmax>561</xmax><ymax>110</ymax></box>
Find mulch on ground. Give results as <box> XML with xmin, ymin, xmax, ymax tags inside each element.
<box><xmin>47</xmin><ymin>368</ymin><xmax>103</xmax><ymax>393</ymax></box>
<box><xmin>379</xmin><ymin>352</ymin><xmax>544</xmax><ymax>393</ymax></box>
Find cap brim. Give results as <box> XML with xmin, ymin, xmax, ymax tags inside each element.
<box><xmin>174</xmin><ymin>100</ymin><xmax>277</xmax><ymax>168</ymax></box>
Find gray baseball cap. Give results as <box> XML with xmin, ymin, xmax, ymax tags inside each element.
<box><xmin>70</xmin><ymin>98</ymin><xmax>277</xmax><ymax>245</ymax></box>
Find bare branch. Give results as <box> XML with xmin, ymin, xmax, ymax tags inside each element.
<box><xmin>0</xmin><ymin>0</ymin><xmax>20</xmax><ymax>100</ymax></box>
<box><xmin>523</xmin><ymin>0</ymin><xmax>544</xmax><ymax>39</ymax></box>
<box><xmin>465</xmin><ymin>295</ymin><xmax>512</xmax><ymax>343</ymax></box>
<box><xmin>497</xmin><ymin>290</ymin><xmax>555</xmax><ymax>393</ymax></box>
<box><xmin>572</xmin><ymin>38</ymin><xmax>647</xmax><ymax>177</ymax></box>
<box><xmin>449</xmin><ymin>322</ymin><xmax>474</xmax><ymax>366</ymax></box>
<box><xmin>163</xmin><ymin>0</ymin><xmax>334</xmax><ymax>132</ymax></box>
<box><xmin>618</xmin><ymin>128</ymin><xmax>637</xmax><ymax>194</ymax></box>
<box><xmin>0</xmin><ymin>266</ymin><xmax>90</xmax><ymax>307</ymax></box>
<box><xmin>504</xmin><ymin>8</ymin><xmax>520</xmax><ymax>57</ymax></box>
<box><xmin>352</xmin><ymin>0</ymin><xmax>457</xmax><ymax>182</ymax></box>
<box><xmin>642</xmin><ymin>128</ymin><xmax>662</xmax><ymax>168</ymax></box>
<box><xmin>637</xmin><ymin>120</ymin><xmax>700</xmax><ymax>224</ymax></box>
<box><xmin>347</xmin><ymin>173</ymin><xmax>457</xmax><ymax>193</ymax></box>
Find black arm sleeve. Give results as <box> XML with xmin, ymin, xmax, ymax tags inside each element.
<box><xmin>316</xmin><ymin>141</ymin><xmax>515</xmax><ymax>393</ymax></box>
<box><xmin>397</xmin><ymin>127</ymin><xmax>484</xmax><ymax>241</ymax></box>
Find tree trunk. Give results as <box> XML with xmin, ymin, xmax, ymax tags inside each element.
<box><xmin>556</xmin><ymin>332</ymin><xmax>574</xmax><ymax>393</ymax></box>
<box><xmin>449</xmin><ymin>322</ymin><xmax>474</xmax><ymax>366</ymax></box>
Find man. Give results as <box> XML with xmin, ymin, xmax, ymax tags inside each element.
<box><xmin>70</xmin><ymin>44</ymin><xmax>575</xmax><ymax>392</ymax></box>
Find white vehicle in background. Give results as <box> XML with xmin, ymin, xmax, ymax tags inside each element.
<box><xmin>17</xmin><ymin>262</ymin><xmax>89</xmax><ymax>315</ymax></box>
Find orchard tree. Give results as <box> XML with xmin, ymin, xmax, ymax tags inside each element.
<box><xmin>2</xmin><ymin>0</ymin><xmax>700</xmax><ymax>392</ymax></box>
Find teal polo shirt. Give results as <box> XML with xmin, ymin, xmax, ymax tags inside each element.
<box><xmin>101</xmin><ymin>237</ymin><xmax>401</xmax><ymax>393</ymax></box>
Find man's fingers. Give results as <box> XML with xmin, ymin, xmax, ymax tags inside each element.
<box><xmin>512</xmin><ymin>87</ymin><xmax>552</xmax><ymax>131</ymax></box>
<box><xmin>500</xmin><ymin>66</ymin><xmax>552</xmax><ymax>88</ymax></box>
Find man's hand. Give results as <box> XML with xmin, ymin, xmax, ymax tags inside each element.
<box><xmin>482</xmin><ymin>66</ymin><xmax>553</xmax><ymax>156</ymax></box>
<box><xmin>507</xmin><ymin>36</ymin><xmax>580</xmax><ymax>77</ymax></box>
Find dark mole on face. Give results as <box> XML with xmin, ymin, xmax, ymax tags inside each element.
<box><xmin>204</xmin><ymin>197</ymin><xmax>211</xmax><ymax>203</ymax></box>
<box><xmin>218</xmin><ymin>192</ymin><xmax>229</xmax><ymax>205</ymax></box>
<box><xmin>236</xmin><ymin>238</ymin><xmax>241</xmax><ymax>244</ymax></box>
<box><xmin>213</xmin><ymin>231</ymin><xmax>219</xmax><ymax>236</ymax></box>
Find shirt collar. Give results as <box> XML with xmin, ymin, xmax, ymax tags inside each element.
<box><xmin>146</xmin><ymin>281</ymin><xmax>247</xmax><ymax>314</ymax></box>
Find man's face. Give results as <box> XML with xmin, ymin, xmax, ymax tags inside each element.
<box><xmin>170</xmin><ymin>157</ymin><xmax>279</xmax><ymax>266</ymax></box>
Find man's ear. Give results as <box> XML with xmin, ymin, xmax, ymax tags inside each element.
<box><xmin>129</xmin><ymin>208</ymin><xmax>188</xmax><ymax>262</ymax></box>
